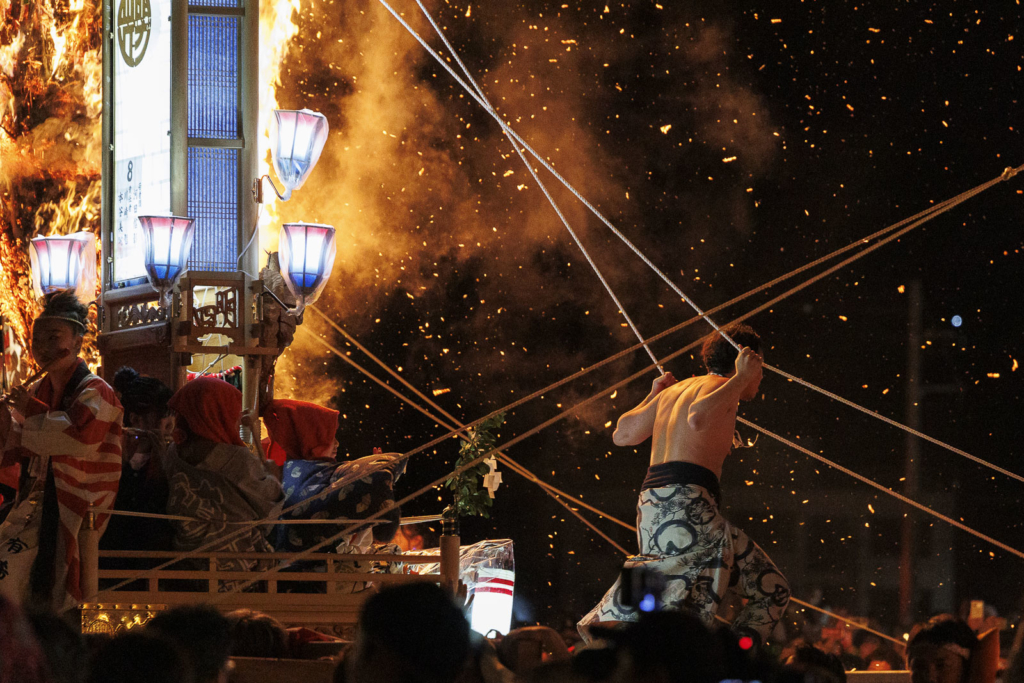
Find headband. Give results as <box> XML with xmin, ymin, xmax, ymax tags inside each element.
<box><xmin>36</xmin><ymin>314</ymin><xmax>87</xmax><ymax>333</ymax></box>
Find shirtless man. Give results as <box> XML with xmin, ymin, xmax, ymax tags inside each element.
<box><xmin>578</xmin><ymin>323</ymin><xmax>789</xmax><ymax>645</ymax></box>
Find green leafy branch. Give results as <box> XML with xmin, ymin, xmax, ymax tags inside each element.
<box><xmin>445</xmin><ymin>412</ymin><xmax>505</xmax><ymax>519</ymax></box>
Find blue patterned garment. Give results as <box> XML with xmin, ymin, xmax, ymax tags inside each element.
<box><xmin>579</xmin><ymin>483</ymin><xmax>790</xmax><ymax>644</ymax></box>
<box><xmin>274</xmin><ymin>453</ymin><xmax>405</xmax><ymax>553</ymax></box>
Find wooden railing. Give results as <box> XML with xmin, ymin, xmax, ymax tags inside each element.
<box><xmin>78</xmin><ymin>511</ymin><xmax>459</xmax><ymax>629</ymax></box>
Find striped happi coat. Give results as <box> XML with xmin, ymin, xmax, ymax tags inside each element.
<box><xmin>0</xmin><ymin>360</ymin><xmax>123</xmax><ymax>610</ymax></box>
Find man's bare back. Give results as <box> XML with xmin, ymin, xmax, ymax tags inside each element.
<box><xmin>612</xmin><ymin>347</ymin><xmax>763</xmax><ymax>479</ymax></box>
<box><xmin>582</xmin><ymin>332</ymin><xmax>789</xmax><ymax>642</ymax></box>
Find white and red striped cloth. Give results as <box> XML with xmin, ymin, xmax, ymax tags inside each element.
<box><xmin>475</xmin><ymin>571</ymin><xmax>514</xmax><ymax>598</ymax></box>
<box><xmin>470</xmin><ymin>568</ymin><xmax>515</xmax><ymax>636</ymax></box>
<box><xmin>1</xmin><ymin>361</ymin><xmax>122</xmax><ymax>608</ymax></box>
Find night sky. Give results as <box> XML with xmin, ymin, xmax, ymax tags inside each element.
<box><xmin>268</xmin><ymin>0</ymin><xmax>1024</xmax><ymax>632</ymax></box>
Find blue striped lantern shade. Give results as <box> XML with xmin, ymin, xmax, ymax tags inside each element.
<box><xmin>271</xmin><ymin>109</ymin><xmax>329</xmax><ymax>200</ymax></box>
<box><xmin>278</xmin><ymin>222</ymin><xmax>336</xmax><ymax>308</ymax></box>
<box><xmin>29</xmin><ymin>232</ymin><xmax>97</xmax><ymax>300</ymax></box>
<box><xmin>138</xmin><ymin>215</ymin><xmax>197</xmax><ymax>290</ymax></box>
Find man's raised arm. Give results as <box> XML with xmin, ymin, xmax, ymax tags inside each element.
<box><xmin>612</xmin><ymin>372</ymin><xmax>677</xmax><ymax>446</ymax></box>
<box><xmin>687</xmin><ymin>347</ymin><xmax>761</xmax><ymax>431</ymax></box>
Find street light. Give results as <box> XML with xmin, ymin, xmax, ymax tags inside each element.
<box><xmin>137</xmin><ymin>214</ymin><xmax>197</xmax><ymax>302</ymax></box>
<box><xmin>28</xmin><ymin>232</ymin><xmax>97</xmax><ymax>300</ymax></box>
<box><xmin>253</xmin><ymin>109</ymin><xmax>329</xmax><ymax>203</ymax></box>
<box><xmin>277</xmin><ymin>222</ymin><xmax>337</xmax><ymax>314</ymax></box>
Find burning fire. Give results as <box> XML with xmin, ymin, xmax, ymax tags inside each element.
<box><xmin>4</xmin><ymin>0</ymin><xmax>774</xmax><ymax>414</ymax></box>
<box><xmin>0</xmin><ymin>0</ymin><xmax>311</xmax><ymax>381</ymax></box>
<box><xmin>257</xmin><ymin>0</ymin><xmax>303</xmax><ymax>262</ymax></box>
<box><xmin>1</xmin><ymin>0</ymin><xmax>104</xmax><ymax>376</ymax></box>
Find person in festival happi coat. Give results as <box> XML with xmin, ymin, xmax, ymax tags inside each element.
<box><xmin>163</xmin><ymin>377</ymin><xmax>283</xmax><ymax>585</ymax></box>
<box><xmin>0</xmin><ymin>291</ymin><xmax>123</xmax><ymax>610</ymax></box>
<box><xmin>261</xmin><ymin>399</ymin><xmax>404</xmax><ymax>554</ymax></box>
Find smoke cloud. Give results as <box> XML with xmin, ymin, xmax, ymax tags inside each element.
<box><xmin>267</xmin><ymin>1</ymin><xmax>778</xmax><ymax>429</ymax></box>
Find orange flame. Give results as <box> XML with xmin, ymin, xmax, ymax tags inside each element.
<box><xmin>257</xmin><ymin>0</ymin><xmax>303</xmax><ymax>262</ymax></box>
<box><xmin>0</xmin><ymin>0</ymin><xmax>103</xmax><ymax>375</ymax></box>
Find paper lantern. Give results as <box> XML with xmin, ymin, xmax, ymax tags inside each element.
<box><xmin>470</xmin><ymin>568</ymin><xmax>515</xmax><ymax>636</ymax></box>
<box><xmin>270</xmin><ymin>109</ymin><xmax>329</xmax><ymax>200</ymax></box>
<box><xmin>29</xmin><ymin>232</ymin><xmax>97</xmax><ymax>300</ymax></box>
<box><xmin>278</xmin><ymin>222</ymin><xmax>337</xmax><ymax>311</ymax></box>
<box><xmin>137</xmin><ymin>215</ymin><xmax>197</xmax><ymax>292</ymax></box>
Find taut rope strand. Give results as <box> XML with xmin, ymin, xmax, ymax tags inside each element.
<box><xmin>763</xmin><ymin>363</ymin><xmax>1024</xmax><ymax>484</ymax></box>
<box><xmin>384</xmin><ymin>0</ymin><xmax>1024</xmax><ymax>478</ymax></box>
<box><xmin>736</xmin><ymin>417</ymin><xmax>1024</xmax><ymax>561</ymax></box>
<box><xmin>306</xmin><ymin>306</ymin><xmax>639</xmax><ymax>533</ymax></box>
<box><xmin>215</xmin><ymin>330</ymin><xmax>1024</xmax><ymax>593</ymax></box>
<box><xmin>412</xmin><ymin>0</ymin><xmax>662</xmax><ymax>371</ymax></box>
<box><xmin>83</xmin><ymin>164</ymin><xmax>1018</xmax><ymax>602</ymax></box>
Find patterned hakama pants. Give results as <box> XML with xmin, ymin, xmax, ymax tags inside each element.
<box><xmin>579</xmin><ymin>482</ymin><xmax>790</xmax><ymax>643</ymax></box>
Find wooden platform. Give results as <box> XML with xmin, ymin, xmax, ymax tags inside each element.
<box><xmin>78</xmin><ymin>534</ymin><xmax>457</xmax><ymax>632</ymax></box>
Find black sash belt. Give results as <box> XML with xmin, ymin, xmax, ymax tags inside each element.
<box><xmin>641</xmin><ymin>461</ymin><xmax>721</xmax><ymax>507</ymax></box>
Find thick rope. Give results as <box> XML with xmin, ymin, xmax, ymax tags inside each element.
<box><xmin>208</xmin><ymin>334</ymin><xmax>746</xmax><ymax>596</ymax></box>
<box><xmin>303</xmin><ymin>154</ymin><xmax>1019</xmax><ymax>508</ymax></box>
<box><xmin>412</xmin><ymin>0</ymin><xmax>662</xmax><ymax>371</ymax></box>
<box><xmin>788</xmin><ymin>598</ymin><xmax>907</xmax><ymax>650</ymax></box>
<box><xmin>499</xmin><ymin>459</ymin><xmax>633</xmax><ymax>556</ymax></box>
<box><xmin>736</xmin><ymin>417</ymin><xmax>1024</xmax><ymax>561</ymax></box>
<box><xmin>385</xmin><ymin>0</ymin><xmax>1024</xmax><ymax>481</ymax></box>
<box><xmin>213</xmin><ymin>325</ymin><xmax>1024</xmax><ymax>593</ymax></box>
<box><xmin>79</xmin><ymin>210</ymin><xmax>974</xmax><ymax>605</ymax></box>
<box><xmin>307</xmin><ymin>305</ymin><xmax>637</xmax><ymax>533</ymax></box>
<box><xmin>763</xmin><ymin>363</ymin><xmax>1024</xmax><ymax>484</ymax></box>
<box><xmin>376</xmin><ymin>0</ymin><xmax>739</xmax><ymax>349</ymax></box>
<box><xmin>83</xmin><ymin>168</ymin><xmax>1014</xmax><ymax>603</ymax></box>
<box><xmin>388</xmin><ymin>0</ymin><xmax>1024</xmax><ymax>366</ymax></box>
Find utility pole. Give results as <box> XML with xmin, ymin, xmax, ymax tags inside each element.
<box><xmin>899</xmin><ymin>280</ymin><xmax>922</xmax><ymax>626</ymax></box>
